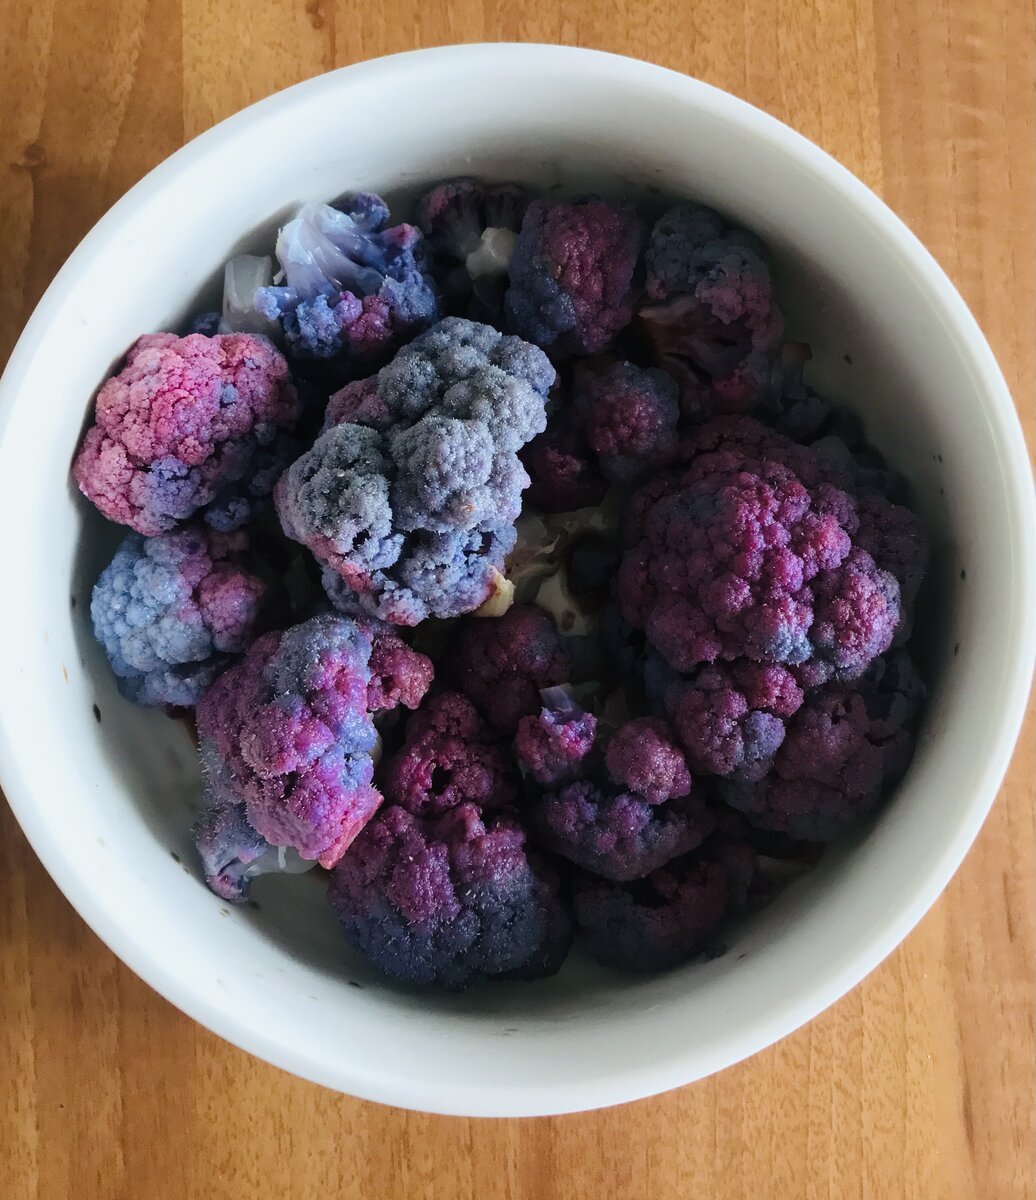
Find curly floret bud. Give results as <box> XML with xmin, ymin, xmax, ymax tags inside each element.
<box><xmin>91</xmin><ymin>526</ymin><xmax>268</xmax><ymax>708</ymax></box>
<box><xmin>505</xmin><ymin>198</ymin><xmax>646</xmax><ymax>356</ymax></box>
<box><xmin>366</xmin><ymin>630</ymin><xmax>434</xmax><ymax>712</ymax></box>
<box><xmin>448</xmin><ymin>605</ymin><xmax>571</xmax><ymax>733</ymax></box>
<box><xmin>515</xmin><ymin>691</ymin><xmax>598</xmax><ymax>786</ymax></box>
<box><xmin>633</xmin><ymin>204</ymin><xmax>783</xmax><ymax>418</ymax></box>
<box><xmin>73</xmin><ymin>331</ymin><xmax>299</xmax><ymax>535</ymax></box>
<box><xmin>719</xmin><ymin>651</ymin><xmax>926</xmax><ymax>839</ymax></box>
<box><xmin>573</xmin><ymin>858</ymin><xmax>728</xmax><ymax>971</ymax></box>
<box><xmin>328</xmin><ymin>803</ymin><xmax>573</xmax><ymax>988</ymax></box>
<box><xmin>604</xmin><ymin>717</ymin><xmax>692</xmax><ymax>804</ymax></box>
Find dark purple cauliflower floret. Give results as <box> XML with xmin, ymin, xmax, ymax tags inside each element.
<box><xmin>515</xmin><ymin>693</ymin><xmax>598</xmax><ymax>786</ymax></box>
<box><xmin>417</xmin><ymin>177</ymin><xmax>529</xmax><ymax>321</ymax></box>
<box><xmin>73</xmin><ymin>331</ymin><xmax>299</xmax><ymax>535</ymax></box>
<box><xmin>91</xmin><ymin>526</ymin><xmax>268</xmax><ymax>708</ymax></box>
<box><xmin>619</xmin><ymin>416</ymin><xmax>903</xmax><ymax>683</ymax></box>
<box><xmin>193</xmin><ymin>614</ymin><xmax>383</xmax><ymax>896</ymax></box>
<box><xmin>366</xmin><ymin>629</ymin><xmax>434</xmax><ymax>713</ymax></box>
<box><xmin>719</xmin><ymin>651</ymin><xmax>926</xmax><ymax>839</ymax></box>
<box><xmin>381</xmin><ymin>691</ymin><xmax>517</xmax><ymax>816</ymax></box>
<box><xmin>328</xmin><ymin>802</ymin><xmax>572</xmax><ymax>989</ymax></box>
<box><xmin>520</xmin><ymin>414</ymin><xmax>609</xmax><ymax>513</ymax></box>
<box><xmin>449</xmin><ymin>605</ymin><xmax>571</xmax><ymax>733</ymax></box>
<box><xmin>853</xmin><ymin>491</ymin><xmax>929</xmax><ymax>610</ymax></box>
<box><xmin>573</xmin><ymin>360</ymin><xmax>680</xmax><ymax>482</ymax></box>
<box><xmin>276</xmin><ymin>318</ymin><xmax>553</xmax><ymax>624</ymax></box>
<box><xmin>604</xmin><ymin>717</ymin><xmax>692</xmax><ymax>804</ymax></box>
<box><xmin>633</xmin><ymin>204</ymin><xmax>783</xmax><ymax>418</ymax></box>
<box><xmin>505</xmin><ymin>198</ymin><xmax>646</xmax><ymax>357</ymax></box>
<box><xmin>573</xmin><ymin>858</ymin><xmax>729</xmax><ymax>972</ymax></box>
<box><xmin>665</xmin><ymin>660</ymin><xmax>804</xmax><ymax>779</ymax></box>
<box><xmin>253</xmin><ymin>196</ymin><xmax>439</xmax><ymax>381</ymax></box>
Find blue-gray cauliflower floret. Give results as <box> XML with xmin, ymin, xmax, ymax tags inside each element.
<box><xmin>276</xmin><ymin>317</ymin><xmax>554</xmax><ymax>625</ymax></box>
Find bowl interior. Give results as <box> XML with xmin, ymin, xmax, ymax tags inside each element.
<box><xmin>0</xmin><ymin>47</ymin><xmax>1031</xmax><ymax>1116</ymax></box>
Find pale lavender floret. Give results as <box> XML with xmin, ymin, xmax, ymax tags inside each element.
<box><xmin>277</xmin><ymin>318</ymin><xmax>552</xmax><ymax>624</ymax></box>
<box><xmin>91</xmin><ymin>526</ymin><xmax>267</xmax><ymax>708</ymax></box>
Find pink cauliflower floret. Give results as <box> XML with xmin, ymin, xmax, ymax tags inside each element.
<box><xmin>573</xmin><ymin>858</ymin><xmax>729</xmax><ymax>972</ymax></box>
<box><xmin>719</xmin><ymin>651</ymin><xmax>926</xmax><ymax>840</ymax></box>
<box><xmin>505</xmin><ymin>198</ymin><xmax>646</xmax><ymax>356</ymax></box>
<box><xmin>619</xmin><ymin>416</ymin><xmax>902</xmax><ymax>683</ymax></box>
<box><xmin>74</xmin><ymin>331</ymin><xmax>299</xmax><ymax>535</ymax></box>
<box><xmin>380</xmin><ymin>691</ymin><xmax>517</xmax><ymax>816</ymax></box>
<box><xmin>328</xmin><ymin>802</ymin><xmax>573</xmax><ymax>988</ymax></box>
<box><xmin>665</xmin><ymin>660</ymin><xmax>804</xmax><ymax>780</ymax></box>
<box><xmin>633</xmin><ymin>204</ymin><xmax>783</xmax><ymax>418</ymax></box>
<box><xmin>366</xmin><ymin>630</ymin><xmax>434</xmax><ymax>712</ymax></box>
<box><xmin>604</xmin><ymin>717</ymin><xmax>692</xmax><ymax>804</ymax></box>
<box><xmin>193</xmin><ymin>613</ymin><xmax>383</xmax><ymax>899</ymax></box>
<box><xmin>449</xmin><ymin>605</ymin><xmax>571</xmax><ymax>733</ymax></box>
<box><xmin>573</xmin><ymin>360</ymin><xmax>680</xmax><ymax>482</ymax></box>
<box><xmin>515</xmin><ymin>692</ymin><xmax>598</xmax><ymax>786</ymax></box>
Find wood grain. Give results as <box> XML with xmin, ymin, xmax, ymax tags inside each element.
<box><xmin>1</xmin><ymin>2</ymin><xmax>1033</xmax><ymax>1197</ymax></box>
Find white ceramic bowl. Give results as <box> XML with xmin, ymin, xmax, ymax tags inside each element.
<box><xmin>0</xmin><ymin>44</ymin><xmax>1033</xmax><ymax>1118</ymax></box>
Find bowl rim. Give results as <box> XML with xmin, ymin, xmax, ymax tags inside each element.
<box><xmin>0</xmin><ymin>42</ymin><xmax>1034</xmax><ymax>1117</ymax></box>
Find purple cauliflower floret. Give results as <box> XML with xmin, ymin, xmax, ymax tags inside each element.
<box><xmin>202</xmin><ymin>429</ymin><xmax>303</xmax><ymax>532</ymax></box>
<box><xmin>505</xmin><ymin>198</ymin><xmax>646</xmax><ymax>356</ymax></box>
<box><xmin>276</xmin><ymin>318</ymin><xmax>553</xmax><ymax>624</ymax></box>
<box><xmin>665</xmin><ymin>661</ymin><xmax>804</xmax><ymax>780</ymax></box>
<box><xmin>719</xmin><ymin>651</ymin><xmax>926</xmax><ymax>839</ymax></box>
<box><xmin>193</xmin><ymin>614</ymin><xmax>383</xmax><ymax>896</ymax></box>
<box><xmin>91</xmin><ymin>526</ymin><xmax>267</xmax><ymax>708</ymax></box>
<box><xmin>381</xmin><ymin>691</ymin><xmax>517</xmax><ymax>816</ymax></box>
<box><xmin>519</xmin><ymin>701</ymin><xmax>709</xmax><ymax>881</ymax></box>
<box><xmin>604</xmin><ymin>717</ymin><xmax>692</xmax><ymax>804</ymax></box>
<box><xmin>520</xmin><ymin>414</ymin><xmax>609</xmax><ymax>513</ymax></box>
<box><xmin>366</xmin><ymin>630</ymin><xmax>434</xmax><ymax>713</ymax></box>
<box><xmin>853</xmin><ymin>491</ymin><xmax>929</xmax><ymax>610</ymax></box>
<box><xmin>328</xmin><ymin>803</ymin><xmax>572</xmax><ymax>988</ymax></box>
<box><xmin>417</xmin><ymin>177</ymin><xmax>529</xmax><ymax>321</ymax></box>
<box><xmin>633</xmin><ymin>204</ymin><xmax>783</xmax><ymax>418</ymax></box>
<box><xmin>573</xmin><ymin>360</ymin><xmax>680</xmax><ymax>482</ymax></box>
<box><xmin>193</xmin><ymin>797</ymin><xmax>270</xmax><ymax>902</ymax></box>
<box><xmin>73</xmin><ymin>332</ymin><xmax>299</xmax><ymax>535</ymax></box>
<box><xmin>449</xmin><ymin>605</ymin><xmax>571</xmax><ymax>733</ymax></box>
<box><xmin>619</xmin><ymin>416</ymin><xmax>903</xmax><ymax>683</ymax></box>
<box><xmin>515</xmin><ymin>692</ymin><xmax>598</xmax><ymax>786</ymax></box>
<box><xmin>253</xmin><ymin>197</ymin><xmax>439</xmax><ymax>378</ymax></box>
<box><xmin>573</xmin><ymin>858</ymin><xmax>729</xmax><ymax>971</ymax></box>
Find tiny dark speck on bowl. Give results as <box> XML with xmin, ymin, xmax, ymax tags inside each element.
<box><xmin>737</xmin><ymin>952</ymin><xmax>748</xmax><ymax>960</ymax></box>
<box><xmin>92</xmin><ymin>703</ymin><xmax>102</xmax><ymax>723</ymax></box>
<box><xmin>960</xmin><ymin>568</ymin><xmax>967</xmax><ymax>581</ymax></box>
<box><xmin>70</xmin><ymin>595</ymin><xmax>77</xmax><ymax>609</ymax></box>
<box><xmin>249</xmin><ymin>899</ymin><xmax>261</xmax><ymax>911</ymax></box>
<box><xmin>347</xmin><ymin>980</ymin><xmax>364</xmax><ymax>990</ymax></box>
<box><xmin>937</xmin><ymin>453</ymin><xmax>944</xmax><ymax>463</ymax></box>
<box><xmin>843</xmin><ymin>353</ymin><xmax>853</xmax><ymax>365</ymax></box>
<box><xmin>170</xmin><ymin>851</ymin><xmax>182</xmax><ymax>864</ymax></box>
<box><xmin>954</xmin><ymin>642</ymin><xmax>961</xmax><ymax>656</ymax></box>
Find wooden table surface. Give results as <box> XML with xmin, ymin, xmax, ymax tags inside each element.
<box><xmin>1</xmin><ymin>2</ymin><xmax>1033</xmax><ymax>1197</ymax></box>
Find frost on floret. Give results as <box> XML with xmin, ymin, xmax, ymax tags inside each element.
<box><xmin>519</xmin><ymin>696</ymin><xmax>711</xmax><ymax>881</ymax></box>
<box><xmin>328</xmin><ymin>802</ymin><xmax>573</xmax><ymax>989</ymax></box>
<box><xmin>73</xmin><ymin>332</ymin><xmax>299</xmax><ymax>536</ymax></box>
<box><xmin>719</xmin><ymin>651</ymin><xmax>926</xmax><ymax>840</ymax></box>
<box><xmin>193</xmin><ymin>613</ymin><xmax>384</xmax><ymax>898</ymax></box>
<box><xmin>618</xmin><ymin>416</ymin><xmax>904</xmax><ymax>683</ymax></box>
<box><xmin>381</xmin><ymin>691</ymin><xmax>518</xmax><ymax>816</ymax></box>
<box><xmin>448</xmin><ymin>605</ymin><xmax>571</xmax><ymax>733</ymax></box>
<box><xmin>277</xmin><ymin>318</ymin><xmax>553</xmax><ymax>624</ymax></box>
<box><xmin>505</xmin><ymin>198</ymin><xmax>646</xmax><ymax>357</ymax></box>
<box><xmin>91</xmin><ymin>525</ymin><xmax>268</xmax><ymax>708</ymax></box>
<box><xmin>634</xmin><ymin>204</ymin><xmax>783</xmax><ymax>418</ymax></box>
<box><xmin>417</xmin><ymin>177</ymin><xmax>529</xmax><ymax>321</ymax></box>
<box><xmin>253</xmin><ymin>196</ymin><xmax>439</xmax><ymax>378</ymax></box>
<box><xmin>573</xmin><ymin>360</ymin><xmax>680</xmax><ymax>482</ymax></box>
<box><xmin>664</xmin><ymin>660</ymin><xmax>803</xmax><ymax>780</ymax></box>
<box><xmin>573</xmin><ymin>858</ymin><xmax>729</xmax><ymax>972</ymax></box>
